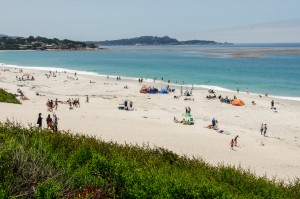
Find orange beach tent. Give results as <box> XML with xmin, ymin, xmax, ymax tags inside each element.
<box><xmin>231</xmin><ymin>99</ymin><xmax>245</xmax><ymax>106</ymax></box>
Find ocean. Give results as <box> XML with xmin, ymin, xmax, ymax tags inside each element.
<box><xmin>1</xmin><ymin>44</ymin><xmax>300</xmax><ymax>100</ymax></box>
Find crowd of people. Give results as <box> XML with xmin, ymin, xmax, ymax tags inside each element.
<box><xmin>45</xmin><ymin>98</ymin><xmax>81</xmax><ymax>111</ymax></box>
<box><xmin>16</xmin><ymin>74</ymin><xmax>35</xmax><ymax>81</ymax></box>
<box><xmin>37</xmin><ymin>113</ymin><xmax>58</xmax><ymax>132</ymax></box>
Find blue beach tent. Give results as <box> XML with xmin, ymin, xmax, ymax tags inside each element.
<box><xmin>148</xmin><ymin>88</ymin><xmax>158</xmax><ymax>94</ymax></box>
<box><xmin>160</xmin><ymin>88</ymin><xmax>168</xmax><ymax>94</ymax></box>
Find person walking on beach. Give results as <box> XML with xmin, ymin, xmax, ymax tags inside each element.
<box><xmin>264</xmin><ymin>124</ymin><xmax>267</xmax><ymax>137</ymax></box>
<box><xmin>230</xmin><ymin>139</ymin><xmax>234</xmax><ymax>150</ymax></box>
<box><xmin>271</xmin><ymin>100</ymin><xmax>274</xmax><ymax>109</ymax></box>
<box><xmin>52</xmin><ymin>114</ymin><xmax>58</xmax><ymax>132</ymax></box>
<box><xmin>260</xmin><ymin>123</ymin><xmax>264</xmax><ymax>135</ymax></box>
<box><xmin>86</xmin><ymin>95</ymin><xmax>89</xmax><ymax>103</ymax></box>
<box><xmin>234</xmin><ymin>135</ymin><xmax>239</xmax><ymax>146</ymax></box>
<box><xmin>55</xmin><ymin>98</ymin><xmax>58</xmax><ymax>111</ymax></box>
<box><xmin>37</xmin><ymin>113</ymin><xmax>42</xmax><ymax>128</ymax></box>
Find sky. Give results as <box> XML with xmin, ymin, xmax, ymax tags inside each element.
<box><xmin>1</xmin><ymin>0</ymin><xmax>300</xmax><ymax>43</ymax></box>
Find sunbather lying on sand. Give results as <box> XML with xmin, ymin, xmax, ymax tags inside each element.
<box><xmin>184</xmin><ymin>98</ymin><xmax>194</xmax><ymax>101</ymax></box>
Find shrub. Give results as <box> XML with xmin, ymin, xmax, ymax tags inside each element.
<box><xmin>0</xmin><ymin>88</ymin><xmax>21</xmax><ymax>104</ymax></box>
<box><xmin>35</xmin><ymin>180</ymin><xmax>62</xmax><ymax>199</ymax></box>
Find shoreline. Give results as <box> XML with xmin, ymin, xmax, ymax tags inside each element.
<box><xmin>2</xmin><ymin>62</ymin><xmax>300</xmax><ymax>102</ymax></box>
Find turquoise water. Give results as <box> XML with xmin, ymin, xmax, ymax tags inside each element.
<box><xmin>1</xmin><ymin>44</ymin><xmax>300</xmax><ymax>98</ymax></box>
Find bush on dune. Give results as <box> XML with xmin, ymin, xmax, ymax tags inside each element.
<box><xmin>0</xmin><ymin>88</ymin><xmax>21</xmax><ymax>104</ymax></box>
<box><xmin>0</xmin><ymin>121</ymin><xmax>299</xmax><ymax>198</ymax></box>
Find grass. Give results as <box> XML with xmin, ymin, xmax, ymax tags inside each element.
<box><xmin>0</xmin><ymin>88</ymin><xmax>21</xmax><ymax>104</ymax></box>
<box><xmin>0</xmin><ymin>121</ymin><xmax>299</xmax><ymax>198</ymax></box>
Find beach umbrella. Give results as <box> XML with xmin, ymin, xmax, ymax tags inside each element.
<box><xmin>22</xmin><ymin>73</ymin><xmax>31</xmax><ymax>77</ymax></box>
<box><xmin>231</xmin><ymin>99</ymin><xmax>245</xmax><ymax>106</ymax></box>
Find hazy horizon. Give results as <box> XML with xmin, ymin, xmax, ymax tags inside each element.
<box><xmin>1</xmin><ymin>0</ymin><xmax>300</xmax><ymax>43</ymax></box>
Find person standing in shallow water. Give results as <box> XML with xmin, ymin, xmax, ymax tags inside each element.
<box><xmin>37</xmin><ymin>113</ymin><xmax>42</xmax><ymax>128</ymax></box>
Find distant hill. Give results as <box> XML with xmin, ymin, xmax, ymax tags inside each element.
<box><xmin>0</xmin><ymin>35</ymin><xmax>97</xmax><ymax>50</ymax></box>
<box><xmin>0</xmin><ymin>34</ymin><xmax>9</xmax><ymax>38</ymax></box>
<box><xmin>88</xmin><ymin>36</ymin><xmax>225</xmax><ymax>46</ymax></box>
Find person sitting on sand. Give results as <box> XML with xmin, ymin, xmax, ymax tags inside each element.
<box><xmin>252</xmin><ymin>101</ymin><xmax>256</xmax><ymax>105</ymax></box>
<box><xmin>212</xmin><ymin>120</ymin><xmax>219</xmax><ymax>130</ymax></box>
<box><xmin>124</xmin><ymin>85</ymin><xmax>128</xmax><ymax>89</ymax></box>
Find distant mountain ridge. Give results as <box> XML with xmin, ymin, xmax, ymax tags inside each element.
<box><xmin>89</xmin><ymin>36</ymin><xmax>227</xmax><ymax>46</ymax></box>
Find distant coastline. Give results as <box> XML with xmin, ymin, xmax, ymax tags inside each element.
<box><xmin>87</xmin><ymin>36</ymin><xmax>232</xmax><ymax>46</ymax></box>
<box><xmin>0</xmin><ymin>35</ymin><xmax>98</xmax><ymax>51</ymax></box>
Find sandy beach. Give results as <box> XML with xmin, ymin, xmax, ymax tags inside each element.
<box><xmin>1</xmin><ymin>65</ymin><xmax>300</xmax><ymax>182</ymax></box>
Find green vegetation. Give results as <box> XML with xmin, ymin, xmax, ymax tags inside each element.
<box><xmin>0</xmin><ymin>122</ymin><xmax>299</xmax><ymax>198</ymax></box>
<box><xmin>0</xmin><ymin>35</ymin><xmax>97</xmax><ymax>50</ymax></box>
<box><xmin>90</xmin><ymin>36</ymin><xmax>222</xmax><ymax>46</ymax></box>
<box><xmin>0</xmin><ymin>88</ymin><xmax>21</xmax><ymax>104</ymax></box>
